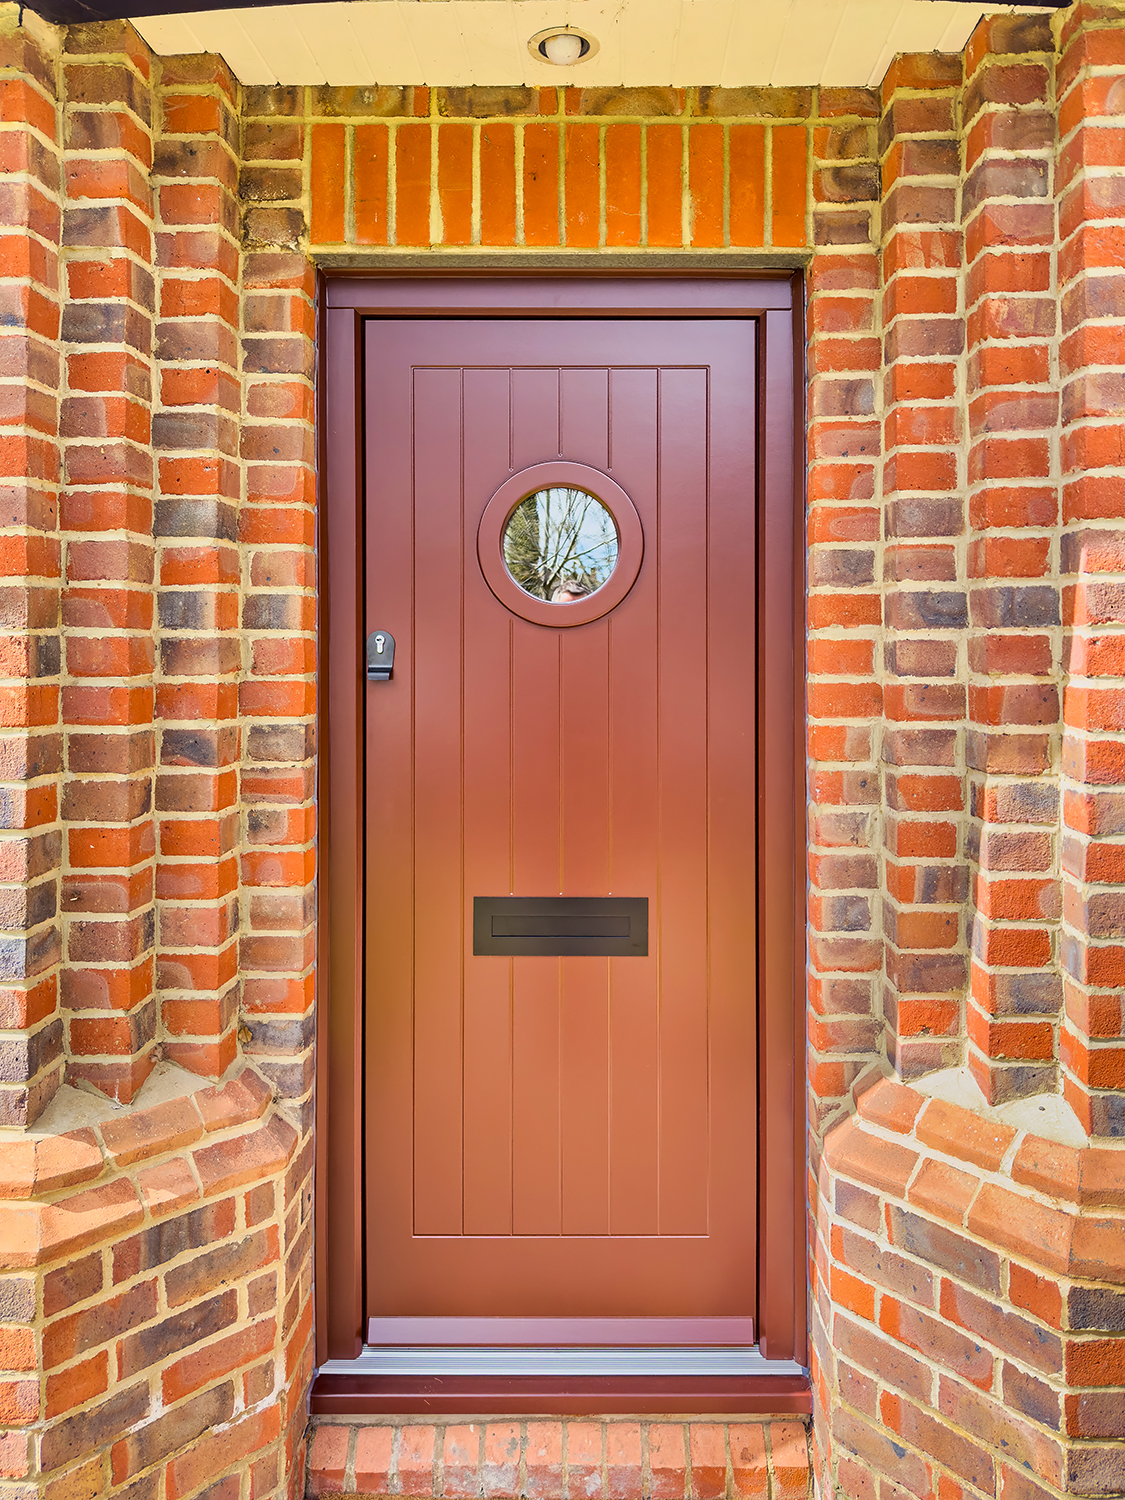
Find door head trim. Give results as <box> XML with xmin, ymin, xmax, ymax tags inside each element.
<box><xmin>316</xmin><ymin>273</ymin><xmax>805</xmax><ymax>1388</ymax></box>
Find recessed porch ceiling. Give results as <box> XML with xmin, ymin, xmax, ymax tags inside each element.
<box><xmin>128</xmin><ymin>0</ymin><xmax>1055</xmax><ymax>89</ymax></box>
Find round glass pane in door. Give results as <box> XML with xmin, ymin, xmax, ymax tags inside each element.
<box><xmin>502</xmin><ymin>487</ymin><xmax>619</xmax><ymax>604</ymax></box>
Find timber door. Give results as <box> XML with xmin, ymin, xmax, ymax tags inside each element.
<box><xmin>362</xmin><ymin>312</ymin><xmax>770</xmax><ymax>1338</ymax></box>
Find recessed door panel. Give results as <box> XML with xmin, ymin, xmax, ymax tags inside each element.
<box><xmin>364</xmin><ymin>319</ymin><xmax>759</xmax><ymax>1319</ymax></box>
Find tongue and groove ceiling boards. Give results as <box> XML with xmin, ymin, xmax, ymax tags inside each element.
<box><xmin>128</xmin><ymin>0</ymin><xmax>1056</xmax><ymax>88</ymax></box>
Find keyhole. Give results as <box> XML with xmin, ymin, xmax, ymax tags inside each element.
<box><xmin>375</xmin><ymin>634</ymin><xmax>385</xmax><ymax>653</ymax></box>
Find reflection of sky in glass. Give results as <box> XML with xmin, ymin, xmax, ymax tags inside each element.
<box><xmin>503</xmin><ymin>487</ymin><xmax>619</xmax><ymax>603</ymax></box>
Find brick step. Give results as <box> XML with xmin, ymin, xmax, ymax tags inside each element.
<box><xmin>306</xmin><ymin>1419</ymin><xmax>810</xmax><ymax>1499</ymax></box>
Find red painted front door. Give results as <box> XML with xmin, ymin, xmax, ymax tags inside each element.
<box><xmin>364</xmin><ymin>318</ymin><xmax>759</xmax><ymax>1322</ymax></box>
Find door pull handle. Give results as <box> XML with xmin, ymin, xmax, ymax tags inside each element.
<box><xmin>366</xmin><ymin>630</ymin><xmax>396</xmax><ymax>682</ymax></box>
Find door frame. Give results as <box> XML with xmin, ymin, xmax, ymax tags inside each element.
<box><xmin>313</xmin><ymin>271</ymin><xmax>807</xmax><ymax>1412</ymax></box>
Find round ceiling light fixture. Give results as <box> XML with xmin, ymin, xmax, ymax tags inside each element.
<box><xmin>529</xmin><ymin>26</ymin><xmax>598</xmax><ymax>65</ymax></box>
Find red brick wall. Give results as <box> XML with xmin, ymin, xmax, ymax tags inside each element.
<box><xmin>1</xmin><ymin>14</ymin><xmax>315</xmax><ymax>1500</ymax></box>
<box><xmin>0</xmin><ymin>3</ymin><xmax>1122</xmax><ymax>1499</ymax></box>
<box><xmin>809</xmin><ymin>7</ymin><xmax>1125</xmax><ymax>1499</ymax></box>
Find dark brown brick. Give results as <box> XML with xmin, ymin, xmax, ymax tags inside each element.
<box><xmin>161</xmin><ymin>727</ymin><xmax>240</xmax><ymax>768</ymax></box>
<box><xmin>438</xmin><ymin>87</ymin><xmax>538</xmax><ymax>118</ymax></box>
<box><xmin>814</xmin><ymin>208</ymin><xmax>874</xmax><ymax>245</ymax></box>
<box><xmin>888</xmin><ymin>1208</ymin><xmax>1001</xmax><ymax>1294</ymax></box>
<box><xmin>154</xmin><ymin>499</ymin><xmax>237</xmax><ymax>543</ymax></box>
<box><xmin>0</xmin><ymin>927</ymin><xmax>61</xmax><ymax>990</ymax></box>
<box><xmin>241</xmin><ymin>334</ymin><xmax>314</xmax><ymax>378</ymax></box>
<box><xmin>883</xmin><ymin>182</ymin><xmax>956</xmax><ymax>227</ymax></box>
<box><xmin>152</xmin><ymin>411</ymin><xmax>238</xmax><ymax>455</ymax></box>
<box><xmin>941</xmin><ymin>1281</ymin><xmax>1063</xmax><ymax>1375</ymax></box>
<box><xmin>68</xmin><ymin>911</ymin><xmax>154</xmax><ymax>964</ymax></box>
<box><xmin>0</xmin><ymin>879</ymin><xmax>56</xmax><ymax>933</ymax></box>
<box><xmin>1002</xmin><ymin>1362</ymin><xmax>1061</xmax><ymax>1429</ymax></box>
<box><xmin>111</xmin><ymin>1201</ymin><xmax>236</xmax><ymax>1285</ymax></box>
<box><xmin>886</xmin><ymin>590</ymin><xmax>967</xmax><ymax>631</ymax></box>
<box><xmin>242</xmin><ymin>120</ymin><xmax>304</xmax><ymax>161</ymax></box>
<box><xmin>818</xmin><ymin>165</ymin><xmax>879</xmax><ymax>203</ymax></box>
<box><xmin>239</xmin><ymin>162</ymin><xmax>303</xmax><ymax>203</ymax></box>
<box><xmin>887</xmin><ymin>499</ymin><xmax>963</xmax><ymax>539</ymax></box>
<box><xmin>118</xmin><ymin>1292</ymin><xmax>238</xmax><ymax>1378</ymax></box>
<box><xmin>962</xmin><ymin>62</ymin><xmax>1048</xmax><ymax>127</ymax></box>
<box><xmin>698</xmin><ymin>86</ymin><xmax>810</xmax><ymax>118</ymax></box>
<box><xmin>60</xmin><ymin>302</ymin><xmax>152</xmax><ymax>355</ymax></box>
<box><xmin>155</xmin><ymin>319</ymin><xmax>238</xmax><ymax>367</ymax></box>
<box><xmin>41</xmin><ymin>1381</ymin><xmax>150</xmax><ymax>1473</ymax></box>
<box><xmin>112</xmin><ymin>1383</ymin><xmax>236</xmax><ymax>1482</ymax></box>
<box><xmin>164</xmin><ymin>1228</ymin><xmax>276</xmax><ymax>1308</ymax></box>
<box><xmin>309</xmin><ymin>84</ymin><xmax>407</xmax><ymax>117</ymax></box>
<box><xmin>67</xmin><ymin>730</ymin><xmax>154</xmax><ymax>776</ymax></box>
<box><xmin>809</xmin><ymin>549</ymin><xmax>875</xmax><ymax>588</ymax></box>
<box><xmin>63</xmin><ymin>62</ymin><xmax>152</xmax><ymax>124</ymax></box>
<box><xmin>62</xmin><ymin>778</ymin><xmax>151</xmax><ymax>823</ymax></box>
<box><xmin>155</xmin><ymin>138</ymin><xmax>238</xmax><ymax>188</ymax></box>
<box><xmin>246</xmin><ymin>723</ymin><xmax>315</xmax><ymax>763</ymax></box>
<box><xmin>242</xmin><ymin>594</ymin><xmax>309</xmax><ymax>631</ymax></box>
<box><xmin>242</xmin><ymin>205</ymin><xmax>305</xmax><ymax>249</ymax></box>
<box><xmin>970</xmin><ymin>586</ymin><xmax>1059</xmax><ymax>629</ymax></box>
<box><xmin>0</xmin><ymin>1276</ymin><xmax>37</xmax><ymax>1325</ymax></box>
<box><xmin>818</xmin><ymin>123</ymin><xmax>876</xmax><ymax>161</ymax></box>
<box><xmin>45</xmin><ymin>1281</ymin><xmax>158</xmax><ymax>1366</ymax></box>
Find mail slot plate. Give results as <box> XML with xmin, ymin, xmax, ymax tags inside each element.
<box><xmin>473</xmin><ymin>897</ymin><xmax>648</xmax><ymax>957</ymax></box>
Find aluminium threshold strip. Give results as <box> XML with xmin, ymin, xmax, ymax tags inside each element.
<box><xmin>318</xmin><ymin>1346</ymin><xmax>805</xmax><ymax>1377</ymax></box>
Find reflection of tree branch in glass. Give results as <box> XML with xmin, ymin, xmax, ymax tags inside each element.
<box><xmin>503</xmin><ymin>488</ymin><xmax>619</xmax><ymax>603</ymax></box>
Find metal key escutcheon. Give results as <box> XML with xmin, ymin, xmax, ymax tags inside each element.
<box><xmin>366</xmin><ymin>630</ymin><xmax>396</xmax><ymax>682</ymax></box>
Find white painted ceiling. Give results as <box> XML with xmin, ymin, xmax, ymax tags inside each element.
<box><xmin>132</xmin><ymin>0</ymin><xmax>1047</xmax><ymax>89</ymax></box>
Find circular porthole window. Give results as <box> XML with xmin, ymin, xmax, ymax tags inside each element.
<box><xmin>478</xmin><ymin>462</ymin><xmax>643</xmax><ymax>627</ymax></box>
<box><xmin>503</xmin><ymin>487</ymin><xmax>619</xmax><ymax>604</ymax></box>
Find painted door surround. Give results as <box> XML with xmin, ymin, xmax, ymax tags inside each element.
<box><xmin>314</xmin><ymin>273</ymin><xmax>806</xmax><ymax>1415</ymax></box>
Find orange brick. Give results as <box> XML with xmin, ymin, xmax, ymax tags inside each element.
<box><xmin>523</xmin><ymin>123</ymin><xmax>560</xmax><ymax>246</ymax></box>
<box><xmin>564</xmin><ymin>122</ymin><xmax>599</xmax><ymax>248</ymax></box>
<box><xmin>605</xmin><ymin>123</ymin><xmax>641</xmax><ymax>246</ymax></box>
<box><xmin>480</xmin><ymin>123</ymin><xmax>516</xmax><ymax>245</ymax></box>
<box><xmin>311</xmin><ymin>125</ymin><xmax>347</xmax><ymax>241</ymax></box>
<box><xmin>395</xmin><ymin>122</ymin><xmax>432</xmax><ymax>245</ymax></box>
<box><xmin>354</xmin><ymin>122</ymin><xmax>389</xmax><ymax>245</ymax></box>
<box><xmin>730</xmin><ymin>124</ymin><xmax>766</xmax><ymax>247</ymax></box>
<box><xmin>437</xmin><ymin>122</ymin><xmax>472</xmax><ymax>246</ymax></box>
<box><xmin>646</xmin><ymin>123</ymin><xmax>683</xmax><ymax>247</ymax></box>
<box><xmin>689</xmin><ymin>123</ymin><xmax>724</xmax><ymax>247</ymax></box>
<box><xmin>771</xmin><ymin>126</ymin><xmax>807</xmax><ymax>247</ymax></box>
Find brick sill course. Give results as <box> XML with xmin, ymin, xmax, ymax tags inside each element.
<box><xmin>305</xmin><ymin>1417</ymin><xmax>812</xmax><ymax>1500</ymax></box>
<box><xmin>830</xmin><ymin>1071</ymin><xmax>1125</xmax><ymax>1233</ymax></box>
<box><xmin>0</xmin><ymin>1061</ymin><xmax>297</xmax><ymax>1265</ymax></box>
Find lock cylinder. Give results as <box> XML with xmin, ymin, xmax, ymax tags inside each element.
<box><xmin>366</xmin><ymin>630</ymin><xmax>396</xmax><ymax>682</ymax></box>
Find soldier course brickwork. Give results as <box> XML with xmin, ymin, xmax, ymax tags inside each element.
<box><xmin>305</xmin><ymin>1420</ymin><xmax>810</xmax><ymax>1500</ymax></box>
<box><xmin>0</xmin><ymin>1</ymin><xmax>1122</xmax><ymax>1498</ymax></box>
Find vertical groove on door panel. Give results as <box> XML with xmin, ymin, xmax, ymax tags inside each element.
<box><xmin>604</xmin><ymin>369</ymin><xmax>660</xmax><ymax>1238</ymax></box>
<box><xmin>461</xmin><ymin>369</ymin><xmax>517</xmax><ymax>1237</ymax></box>
<box><xmin>559</xmin><ymin>626</ymin><xmax>612</xmax><ymax>1237</ymax></box>
<box><xmin>704</xmin><ymin>326</ymin><xmax>758</xmax><ymax>1304</ymax></box>
<box><xmin>509</xmin><ymin>365</ymin><xmax>567</xmax><ymax>1238</ymax></box>
<box><xmin>365</xmin><ymin>323</ymin><xmax>421</xmax><ymax>1308</ymax></box>
<box><xmin>560</xmin><ymin>367</ymin><xmax>609</xmax><ymax>471</ymax></box>
<box><xmin>556</xmin><ymin>364</ymin><xmax>613</xmax><ymax>1239</ymax></box>
<box><xmin>411</xmin><ymin>367</ymin><xmax>467</xmax><ymax>1237</ymax></box>
<box><xmin>655</xmin><ymin>366</ymin><xmax>710</xmax><ymax>1238</ymax></box>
